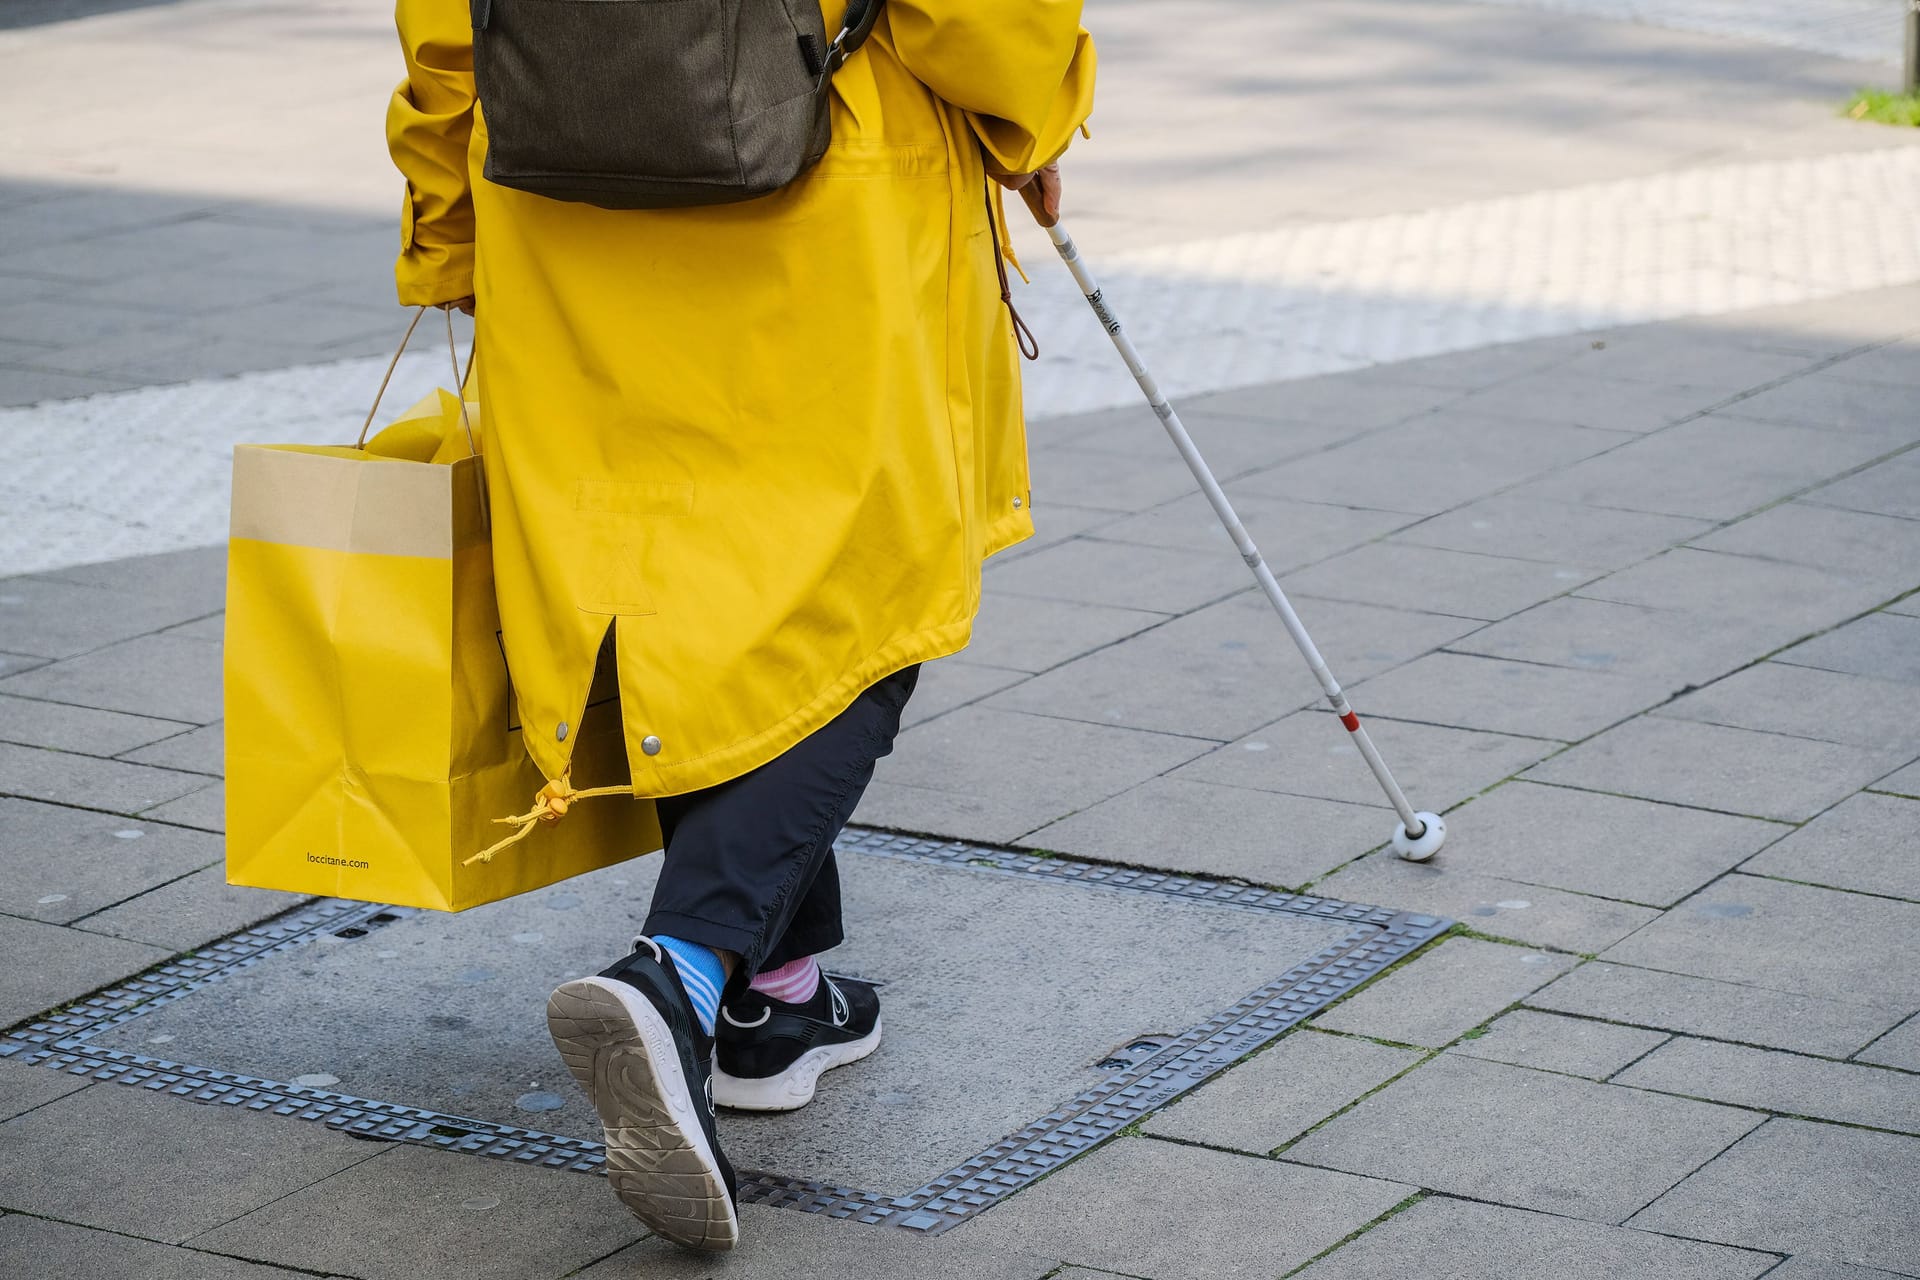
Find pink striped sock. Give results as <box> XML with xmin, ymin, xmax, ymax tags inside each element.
<box><xmin>749</xmin><ymin>955</ymin><xmax>821</xmax><ymax>1004</ymax></box>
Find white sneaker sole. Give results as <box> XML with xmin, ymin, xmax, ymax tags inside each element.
<box><xmin>713</xmin><ymin>1017</ymin><xmax>882</xmax><ymax>1113</ymax></box>
<box><xmin>546</xmin><ymin>977</ymin><xmax>739</xmax><ymax>1251</ymax></box>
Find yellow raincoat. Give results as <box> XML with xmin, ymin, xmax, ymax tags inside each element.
<box><xmin>388</xmin><ymin>2</ymin><xmax>1095</xmax><ymax>803</ymax></box>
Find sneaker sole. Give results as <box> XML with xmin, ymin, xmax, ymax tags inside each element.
<box><xmin>713</xmin><ymin>1016</ymin><xmax>883</xmax><ymax>1113</ymax></box>
<box><xmin>546</xmin><ymin>977</ymin><xmax>739</xmax><ymax>1251</ymax></box>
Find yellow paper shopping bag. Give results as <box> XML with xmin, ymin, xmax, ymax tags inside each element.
<box><xmin>224</xmin><ymin>320</ymin><xmax>656</xmax><ymax>910</ymax></box>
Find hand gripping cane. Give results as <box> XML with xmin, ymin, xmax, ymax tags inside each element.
<box><xmin>1015</xmin><ymin>184</ymin><xmax>1445</xmax><ymax>861</ymax></box>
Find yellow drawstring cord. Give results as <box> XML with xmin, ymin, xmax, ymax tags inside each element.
<box><xmin>464</xmin><ymin>776</ymin><xmax>632</xmax><ymax>866</ymax></box>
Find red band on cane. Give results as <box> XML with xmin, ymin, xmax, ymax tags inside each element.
<box><xmin>1339</xmin><ymin>712</ymin><xmax>1361</xmax><ymax>732</ymax></box>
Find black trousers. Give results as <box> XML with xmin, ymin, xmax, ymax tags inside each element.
<box><xmin>641</xmin><ymin>664</ymin><xmax>919</xmax><ymax>982</ymax></box>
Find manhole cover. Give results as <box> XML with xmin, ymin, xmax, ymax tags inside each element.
<box><xmin>4</xmin><ymin>830</ymin><xmax>1446</xmax><ymax>1232</ymax></box>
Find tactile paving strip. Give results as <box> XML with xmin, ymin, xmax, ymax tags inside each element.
<box><xmin>1</xmin><ymin>827</ymin><xmax>1448</xmax><ymax>1233</ymax></box>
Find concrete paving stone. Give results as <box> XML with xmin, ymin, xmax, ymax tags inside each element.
<box><xmin>0</xmin><ymin>740</ymin><xmax>212</xmax><ymax>814</ymax></box>
<box><xmin>1574</xmin><ymin>330</ymin><xmax>1822</xmax><ymax>393</ymax></box>
<box><xmin>1313</xmin><ymin>937</ymin><xmax>1576</xmax><ymax>1049</ymax></box>
<box><xmin>857</xmin><ymin>706</ymin><xmax>1212</xmax><ymax>844</ymax></box>
<box><xmin>1175</xmin><ymin>711</ymin><xmax>1557</xmax><ymax>812</ymax></box>
<box><xmin>985</xmin><ymin>536</ymin><xmax>1251</xmax><ymax>614</ymax></box>
<box><xmin>1349</xmin><ymin>651</ymin><xmax>1669</xmax><ymax>743</ymax></box>
<box><xmin>1026</xmin><ymin>776</ymin><xmax>1395</xmax><ymax>887</ymax></box>
<box><xmin>1287</xmin><ymin>1053</ymin><xmax>1763</xmax><ymax>1223</ymax></box>
<box><xmin>1527</xmin><ymin>961</ymin><xmax>1909</xmax><ymax>1059</ymax></box>
<box><xmin>0</xmin><ymin>572</ymin><xmax>222</xmax><ymax>661</ymax></box>
<box><xmin>1280</xmin><ymin>542</ymin><xmax>1598</xmax><ymax>622</ymax></box>
<box><xmin>965</xmin><ymin>591</ymin><xmax>1168</xmax><ymax>674</ymax></box>
<box><xmin>1443</xmin><ymin>782</ymin><xmax>1785</xmax><ymax>907</ymax></box>
<box><xmin>1658</xmin><ymin>662</ymin><xmax>1920</xmax><ymax>754</ymax></box>
<box><xmin>1690</xmin><ymin>502</ymin><xmax>1920</xmax><ymax>590</ymax></box>
<box><xmin>1057</xmin><ymin>404</ymin><xmax>1373</xmax><ymax>478</ymax></box>
<box><xmin>1314</xmin><ymin>849</ymin><xmax>1661</xmax><ymax>954</ymax></box>
<box><xmin>1805</xmin><ymin>452</ymin><xmax>1920</xmax><ymax>523</ymax></box>
<box><xmin>1578</xmin><ymin>549</ymin><xmax>1894</xmax><ymax>640</ymax></box>
<box><xmin>1720</xmin><ymin>372</ymin><xmax>1920</xmax><ymax>438</ymax></box>
<box><xmin>194</xmin><ymin>1143</ymin><xmax>645</xmax><ymax>1280</ymax></box>
<box><xmin>141</xmin><ymin>780</ymin><xmax>224</xmax><ymax>832</ymax></box>
<box><xmin>1522</xmin><ymin>718</ymin><xmax>1906</xmax><ymax>823</ymax></box>
<box><xmin>1616</xmin><ymin>1038</ymin><xmax>1920</xmax><ymax>1135</ymax></box>
<box><xmin>1601</xmin><ymin>874</ymin><xmax>1920</xmax><ymax>1008</ymax></box>
<box><xmin>0</xmin><ymin>1053</ymin><xmax>91</xmax><ymax>1122</ymax></box>
<box><xmin>1857</xmin><ymin>1017</ymin><xmax>1920</xmax><ymax>1072</ymax></box>
<box><xmin>968</xmin><ymin>1136</ymin><xmax>1412</xmax><ymax>1280</ymax></box>
<box><xmin>1451</xmin><ymin>1008</ymin><xmax>1668</xmax><ymax>1079</ymax></box>
<box><xmin>1293</xmin><ymin>1194</ymin><xmax>1776</xmax><ymax>1280</ymax></box>
<box><xmin>119</xmin><ymin>720</ymin><xmax>223</xmax><ymax>774</ymax></box>
<box><xmin>1523</xmin><ymin>414</ymin><xmax>1909</xmax><ymax>521</ymax></box>
<box><xmin>1873</xmin><ymin>757</ymin><xmax>1920</xmax><ymax>798</ymax></box>
<box><xmin>1888</xmin><ymin>597</ymin><xmax>1920</xmax><ymax>618</ymax></box>
<box><xmin>987</xmin><ymin>590</ymin><xmax>1477</xmax><ymax>741</ymax></box>
<box><xmin>0</xmin><ymin>365</ymin><xmax>136</xmax><ymax>409</ymax></box>
<box><xmin>0</xmin><ymin>652</ymin><xmax>47</xmax><ymax>678</ymax></box>
<box><xmin>1143</xmin><ymin>1028</ymin><xmax>1423</xmax><ymax>1153</ymax></box>
<box><xmin>1825</xmin><ymin>340</ymin><xmax>1920</xmax><ymax>390</ymax></box>
<box><xmin>1184</xmin><ymin>371</ymin><xmax>1456</xmax><ymax>432</ymax></box>
<box><xmin>76</xmin><ymin>864</ymin><xmax>303</xmax><ymax>952</ymax></box>
<box><xmin>0</xmin><ymin>914</ymin><xmax>170</xmax><ymax>1027</ymax></box>
<box><xmin>34</xmin><ymin>546</ymin><xmax>226</xmax><ymax>613</ymax></box>
<box><xmin>1629</xmin><ymin>1120</ymin><xmax>1920</xmax><ymax>1274</ymax></box>
<box><xmin>902</xmin><ymin>659</ymin><xmax>1029</xmax><ymax>729</ymax></box>
<box><xmin>163</xmin><ymin>611</ymin><xmax>227</xmax><ymax>643</ymax></box>
<box><xmin>0</xmin><ymin>796</ymin><xmax>220</xmax><ymax>924</ymax></box>
<box><xmin>1455</xmin><ymin>367</ymin><xmax>1727</xmax><ymax>434</ymax></box>
<box><xmin>1743</xmin><ymin>792</ymin><xmax>1920</xmax><ymax>902</ymax></box>
<box><xmin>1778</xmin><ymin>613</ymin><xmax>1920</xmax><ymax>686</ymax></box>
<box><xmin>1366</xmin><ymin>335</ymin><xmax>1586</xmax><ymax>393</ymax></box>
<box><xmin>1028</xmin><ymin>445</ymin><xmax>1223</xmax><ymax>514</ymax></box>
<box><xmin>576</xmin><ymin>1202</ymin><xmax>1056</xmax><ymax>1280</ymax></box>
<box><xmin>1234</xmin><ymin>415</ymin><xmax>1630</xmax><ymax>516</ymax></box>
<box><xmin>989</xmin><ymin>501</ymin><xmax>1121</xmax><ymax>565</ymax></box>
<box><xmin>1448</xmin><ymin>596</ymin><xmax>1757</xmax><ymax>687</ymax></box>
<box><xmin>0</xmin><ymin>632</ymin><xmax>221</xmax><ymax>725</ymax></box>
<box><xmin>1396</xmin><ymin>495</ymin><xmax>1710</xmax><ymax>571</ymax></box>
<box><xmin>184</xmin><ymin>299</ymin><xmax>402</xmax><ymax>356</ymax></box>
<box><xmin>1092</xmin><ymin>490</ymin><xmax>1414</xmax><ymax>571</ymax></box>
<box><xmin>0</xmin><ymin>1084</ymin><xmax>379</xmax><ymax>1246</ymax></box>
<box><xmin>0</xmin><ymin>692</ymin><xmax>190</xmax><ymax>756</ymax></box>
<box><xmin>1761</xmin><ymin>1258</ymin><xmax>1913</xmax><ymax>1280</ymax></box>
<box><xmin>0</xmin><ymin>294</ymin><xmax>185</xmax><ymax>344</ymax></box>
<box><xmin>0</xmin><ymin>1215</ymin><xmax>321</xmax><ymax>1280</ymax></box>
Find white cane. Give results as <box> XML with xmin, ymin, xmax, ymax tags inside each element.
<box><xmin>1015</xmin><ymin>183</ymin><xmax>1445</xmax><ymax>862</ymax></box>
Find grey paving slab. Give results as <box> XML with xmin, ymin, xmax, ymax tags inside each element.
<box><xmin>1396</xmin><ymin>495</ymin><xmax>1710</xmax><ymax>571</ymax></box>
<box><xmin>1658</xmin><ymin>662</ymin><xmax>1920</xmax><ymax>754</ymax></box>
<box><xmin>76</xmin><ymin>864</ymin><xmax>305</xmax><ymax>952</ymax></box>
<box><xmin>1451</xmin><ymin>1008</ymin><xmax>1668</xmax><ymax>1079</ymax></box>
<box><xmin>1778</xmin><ymin>613</ymin><xmax>1920</xmax><ymax>686</ymax></box>
<box><xmin>164</xmin><ymin>611</ymin><xmax>227</xmax><ymax>643</ymax></box>
<box><xmin>1053</xmin><ymin>404</ymin><xmax>1366</xmax><ymax>479</ymax></box>
<box><xmin>1313</xmin><ymin>937</ymin><xmax>1576</xmax><ymax>1049</ymax></box>
<box><xmin>992</xmin><ymin>501</ymin><xmax>1117</xmax><ymax>563</ymax></box>
<box><xmin>1368</xmin><ymin>336</ymin><xmax>1586</xmax><ymax>393</ymax></box>
<box><xmin>1616</xmin><ymin>1038</ymin><xmax>1920</xmax><ymax>1135</ymax></box>
<box><xmin>1720</xmin><ymin>372</ymin><xmax>1920</xmax><ymax>438</ymax></box>
<box><xmin>0</xmin><ymin>631</ymin><xmax>221</xmax><ymax>724</ymax></box>
<box><xmin>0</xmin><ymin>1216</ymin><xmax>320</xmax><ymax>1280</ymax></box>
<box><xmin>1026</xmin><ymin>776</ymin><xmax>1393</xmax><ymax>887</ymax></box>
<box><xmin>1448</xmin><ymin>595</ymin><xmax>1757</xmax><ymax>687</ymax></box>
<box><xmin>964</xmin><ymin>591</ymin><xmax>1167</xmax><ymax>674</ymax></box>
<box><xmin>1314</xmin><ymin>849</ymin><xmax>1662</xmax><ymax>955</ymax></box>
<box><xmin>0</xmin><ymin>796</ymin><xmax>220</xmax><ymax>924</ymax></box>
<box><xmin>1093</xmin><ymin>490</ymin><xmax>1413</xmax><ymax>570</ymax></box>
<box><xmin>1287</xmin><ymin>1053</ymin><xmax>1764</xmax><ymax>1223</ymax></box>
<box><xmin>1690</xmin><ymin>502</ymin><xmax>1920</xmax><ymax>592</ymax></box>
<box><xmin>1028</xmin><ymin>445</ymin><xmax>1224</xmax><ymax>514</ymax></box>
<box><xmin>1524</xmin><ymin>414</ymin><xmax>1911</xmax><ymax>521</ymax></box>
<box><xmin>577</xmin><ymin>1202</ymin><xmax>1055</xmax><ymax>1280</ymax></box>
<box><xmin>118</xmin><ymin>720</ymin><xmax>223</xmax><ymax>774</ymax></box>
<box><xmin>89</xmin><ymin>851</ymin><xmax>1353</xmax><ymax>1197</ymax></box>
<box><xmin>1527</xmin><ymin>961</ymin><xmax>1910</xmax><ymax>1059</ymax></box>
<box><xmin>1826</xmin><ymin>340</ymin><xmax>1920</xmax><ymax>390</ymax></box>
<box><xmin>967</xmin><ymin>1136</ymin><xmax>1412</xmax><ymax>1280</ymax></box>
<box><xmin>1579</xmin><ymin>549</ymin><xmax>1893</xmax><ymax>642</ymax></box>
<box><xmin>1629</xmin><ymin>1120</ymin><xmax>1920</xmax><ymax>1274</ymax></box>
<box><xmin>900</xmin><ymin>661</ymin><xmax>1028</xmax><ymax>731</ymax></box>
<box><xmin>0</xmin><ymin>1054</ymin><xmax>91</xmax><ymax>1122</ymax></box>
<box><xmin>1872</xmin><ymin>757</ymin><xmax>1920</xmax><ymax>798</ymax></box>
<box><xmin>0</xmin><ymin>740</ymin><xmax>211</xmax><ymax>813</ymax></box>
<box><xmin>1444</xmin><ymin>782</ymin><xmax>1785</xmax><ymax>907</ymax></box>
<box><xmin>0</xmin><ymin>573</ymin><xmax>219</xmax><ymax>660</ymax></box>
<box><xmin>985</xmin><ymin>536</ymin><xmax>1250</xmax><ymax>615</ymax></box>
<box><xmin>858</xmin><ymin>706</ymin><xmax>1212</xmax><ymax>843</ymax></box>
<box><xmin>194</xmin><ymin>1143</ymin><xmax>645</xmax><ymax>1280</ymax></box>
<box><xmin>0</xmin><ymin>1083</ymin><xmax>378</xmax><ymax>1244</ymax></box>
<box><xmin>1523</xmin><ymin>718</ymin><xmax>1906</xmax><ymax>823</ymax></box>
<box><xmin>141</xmin><ymin>780</ymin><xmax>223</xmax><ymax>832</ymax></box>
<box><xmin>1280</xmin><ymin>542</ymin><xmax>1597</xmax><ymax>622</ymax></box>
<box><xmin>1184</xmin><ymin>371</ymin><xmax>1455</xmax><ymax>433</ymax></box>
<box><xmin>1577</xmin><ymin>331</ymin><xmax>1822</xmax><ymax>393</ymax></box>
<box><xmin>987</xmin><ymin>591</ymin><xmax>1477</xmax><ymax>742</ymax></box>
<box><xmin>1294</xmin><ymin>1194</ymin><xmax>1775</xmax><ymax>1280</ymax></box>
<box><xmin>1857</xmin><ymin>1017</ymin><xmax>1920</xmax><ymax>1072</ymax></box>
<box><xmin>1455</xmin><ymin>367</ymin><xmax>1726</xmax><ymax>434</ymax></box>
<box><xmin>0</xmin><ymin>913</ymin><xmax>169</xmax><ymax>1026</ymax></box>
<box><xmin>0</xmin><ymin>653</ymin><xmax>47</xmax><ymax>679</ymax></box>
<box><xmin>1743</xmin><ymin>792</ymin><xmax>1920</xmax><ymax>902</ymax></box>
<box><xmin>1760</xmin><ymin>1258</ymin><xmax>1913</xmax><ymax>1280</ymax></box>
<box><xmin>1349</xmin><ymin>651</ymin><xmax>1669</xmax><ymax>743</ymax></box>
<box><xmin>1807</xmin><ymin>453</ymin><xmax>1920</xmax><ymax>523</ymax></box>
<box><xmin>1143</xmin><ymin>1029</ymin><xmax>1423</xmax><ymax>1154</ymax></box>
<box><xmin>0</xmin><ymin>691</ymin><xmax>189</xmax><ymax>756</ymax></box>
<box><xmin>34</xmin><ymin>546</ymin><xmax>226</xmax><ymax>614</ymax></box>
<box><xmin>1601</xmin><ymin>874</ymin><xmax>1920</xmax><ymax>1008</ymax></box>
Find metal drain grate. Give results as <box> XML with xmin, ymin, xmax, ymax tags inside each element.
<box><xmin>2</xmin><ymin>827</ymin><xmax>1448</xmax><ymax>1233</ymax></box>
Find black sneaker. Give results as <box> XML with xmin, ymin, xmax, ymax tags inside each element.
<box><xmin>546</xmin><ymin>938</ymin><xmax>739</xmax><ymax>1251</ymax></box>
<box><xmin>713</xmin><ymin>973</ymin><xmax>881</xmax><ymax>1112</ymax></box>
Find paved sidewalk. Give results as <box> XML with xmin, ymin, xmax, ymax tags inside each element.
<box><xmin>3</xmin><ymin>1</ymin><xmax>1919</xmax><ymax>1278</ymax></box>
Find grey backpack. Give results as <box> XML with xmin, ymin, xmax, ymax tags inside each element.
<box><xmin>471</xmin><ymin>0</ymin><xmax>885</xmax><ymax>210</ymax></box>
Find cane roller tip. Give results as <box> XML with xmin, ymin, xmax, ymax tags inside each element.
<box><xmin>1391</xmin><ymin>811</ymin><xmax>1446</xmax><ymax>862</ymax></box>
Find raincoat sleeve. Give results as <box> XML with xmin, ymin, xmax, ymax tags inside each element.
<box><xmin>387</xmin><ymin>0</ymin><xmax>477</xmax><ymax>307</ymax></box>
<box><xmin>887</xmin><ymin>0</ymin><xmax>1096</xmax><ymax>176</ymax></box>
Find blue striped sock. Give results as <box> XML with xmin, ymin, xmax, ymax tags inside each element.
<box><xmin>652</xmin><ymin>935</ymin><xmax>724</xmax><ymax>1036</ymax></box>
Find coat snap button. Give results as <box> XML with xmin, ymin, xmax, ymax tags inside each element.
<box><xmin>1012</xmin><ymin>496</ymin><xmax>1023</xmax><ymax>509</ymax></box>
<box><xmin>556</xmin><ymin>722</ymin><xmax>569</xmax><ymax>742</ymax></box>
<box><xmin>641</xmin><ymin>736</ymin><xmax>662</xmax><ymax>756</ymax></box>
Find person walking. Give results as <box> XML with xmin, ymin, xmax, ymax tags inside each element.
<box><xmin>386</xmin><ymin>0</ymin><xmax>1096</xmax><ymax>1252</ymax></box>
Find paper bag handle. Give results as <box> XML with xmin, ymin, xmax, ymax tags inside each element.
<box><xmin>355</xmin><ymin>306</ymin><xmax>479</xmax><ymax>460</ymax></box>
